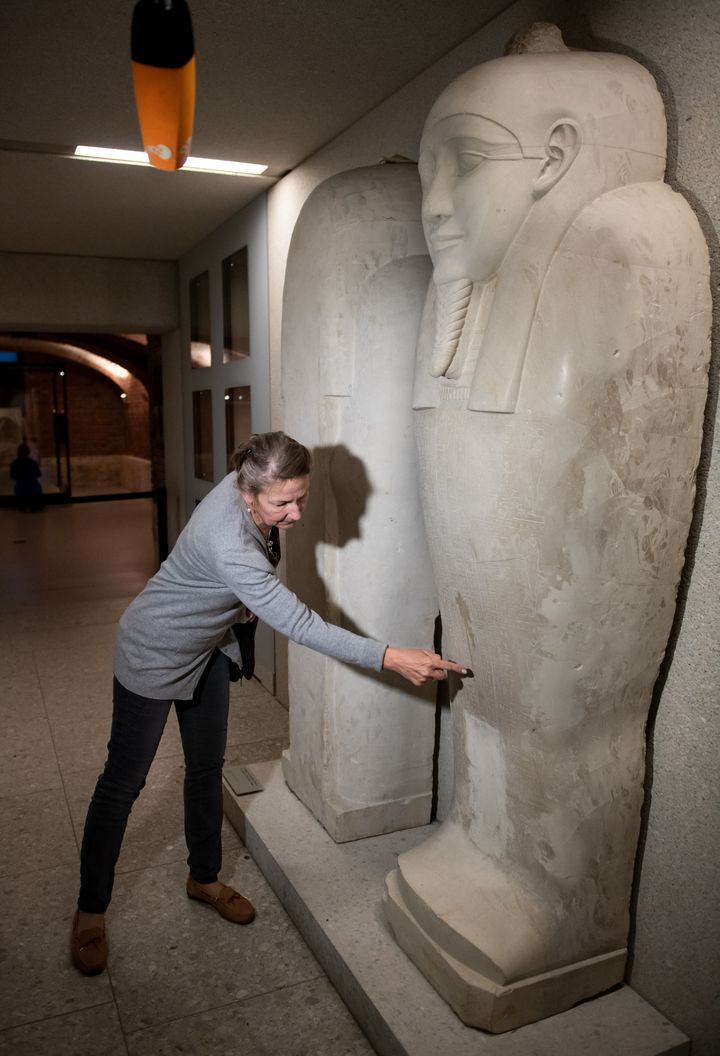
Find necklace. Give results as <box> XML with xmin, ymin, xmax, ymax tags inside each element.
<box><xmin>266</xmin><ymin>527</ymin><xmax>281</xmax><ymax>567</ymax></box>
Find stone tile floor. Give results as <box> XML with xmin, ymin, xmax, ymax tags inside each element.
<box><xmin>0</xmin><ymin>500</ymin><xmax>374</xmax><ymax>1056</ymax></box>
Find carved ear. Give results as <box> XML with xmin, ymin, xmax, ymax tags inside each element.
<box><xmin>533</xmin><ymin>120</ymin><xmax>581</xmax><ymax>197</ymax></box>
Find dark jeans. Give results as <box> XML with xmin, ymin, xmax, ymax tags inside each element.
<box><xmin>78</xmin><ymin>650</ymin><xmax>230</xmax><ymax>914</ymax></box>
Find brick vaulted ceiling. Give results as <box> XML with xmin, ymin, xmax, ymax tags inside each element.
<box><xmin>0</xmin><ymin>0</ymin><xmax>509</xmax><ymax>261</ymax></box>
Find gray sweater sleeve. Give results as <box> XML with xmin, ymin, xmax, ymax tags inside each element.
<box><xmin>217</xmin><ymin>545</ymin><xmax>386</xmax><ymax>672</ymax></box>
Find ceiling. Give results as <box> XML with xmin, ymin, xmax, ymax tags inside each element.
<box><xmin>0</xmin><ymin>0</ymin><xmax>507</xmax><ymax>262</ymax></box>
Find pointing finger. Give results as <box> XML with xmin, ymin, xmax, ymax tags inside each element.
<box><xmin>437</xmin><ymin>659</ymin><xmax>470</xmax><ymax>675</ymax></box>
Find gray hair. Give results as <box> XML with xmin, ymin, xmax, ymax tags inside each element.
<box><xmin>231</xmin><ymin>431</ymin><xmax>312</xmax><ymax>495</ymax></box>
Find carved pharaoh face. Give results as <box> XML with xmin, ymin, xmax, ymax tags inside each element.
<box><xmin>418</xmin><ymin>113</ymin><xmax>543</xmax><ymax>286</ymax></box>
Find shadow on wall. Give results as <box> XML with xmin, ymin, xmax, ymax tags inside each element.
<box><xmin>285</xmin><ymin>443</ymin><xmax>371</xmax><ymax>633</ymax></box>
<box><xmin>284</xmin><ymin>441</ymin><xmax>448</xmax><ymax>699</ymax></box>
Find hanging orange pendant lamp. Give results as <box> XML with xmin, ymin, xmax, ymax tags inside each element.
<box><xmin>131</xmin><ymin>0</ymin><xmax>196</xmax><ymax>171</ymax></box>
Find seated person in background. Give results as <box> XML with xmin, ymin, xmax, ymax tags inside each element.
<box><xmin>10</xmin><ymin>442</ymin><xmax>43</xmax><ymax>512</ymax></box>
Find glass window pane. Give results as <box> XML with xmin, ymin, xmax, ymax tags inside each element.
<box><xmin>225</xmin><ymin>385</ymin><xmax>252</xmax><ymax>467</ymax></box>
<box><xmin>190</xmin><ymin>271</ymin><xmax>211</xmax><ymax>369</ymax></box>
<box><xmin>192</xmin><ymin>390</ymin><xmax>213</xmax><ymax>481</ymax></box>
<box><xmin>222</xmin><ymin>247</ymin><xmax>250</xmax><ymax>362</ymax></box>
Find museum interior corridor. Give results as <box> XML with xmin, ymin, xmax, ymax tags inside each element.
<box><xmin>0</xmin><ymin>500</ymin><xmax>372</xmax><ymax>1055</ymax></box>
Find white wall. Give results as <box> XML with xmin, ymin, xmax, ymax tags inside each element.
<box><xmin>0</xmin><ymin>251</ymin><xmax>177</xmax><ymax>332</ymax></box>
<box><xmin>264</xmin><ymin>1</ymin><xmax>720</xmax><ymax>1052</ymax></box>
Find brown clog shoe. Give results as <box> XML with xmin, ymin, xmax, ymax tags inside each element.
<box><xmin>70</xmin><ymin>910</ymin><xmax>108</xmax><ymax>975</ymax></box>
<box><xmin>186</xmin><ymin>875</ymin><xmax>256</xmax><ymax>924</ymax></box>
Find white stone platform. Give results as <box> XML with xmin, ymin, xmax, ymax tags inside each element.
<box><xmin>223</xmin><ymin>760</ymin><xmax>689</xmax><ymax>1056</ymax></box>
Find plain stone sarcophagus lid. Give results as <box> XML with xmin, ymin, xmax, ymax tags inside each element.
<box><xmin>384</xmin><ymin>25</ymin><xmax>712</xmax><ymax>1033</ymax></box>
<box><xmin>280</xmin><ymin>163</ymin><xmax>439</xmax><ymax>842</ymax></box>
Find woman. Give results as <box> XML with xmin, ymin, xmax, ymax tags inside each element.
<box><xmin>72</xmin><ymin>431</ymin><xmax>465</xmax><ymax>975</ymax></box>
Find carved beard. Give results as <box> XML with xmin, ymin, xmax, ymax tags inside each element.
<box><xmin>429</xmin><ymin>278</ymin><xmax>473</xmax><ymax>378</ymax></box>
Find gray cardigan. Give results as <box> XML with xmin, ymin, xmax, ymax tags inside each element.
<box><xmin>115</xmin><ymin>472</ymin><xmax>386</xmax><ymax>699</ymax></box>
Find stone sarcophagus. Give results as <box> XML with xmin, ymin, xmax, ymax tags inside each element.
<box><xmin>383</xmin><ymin>27</ymin><xmax>712</xmax><ymax>1032</ymax></box>
<box><xmin>281</xmin><ymin>163</ymin><xmax>439</xmax><ymax>841</ymax></box>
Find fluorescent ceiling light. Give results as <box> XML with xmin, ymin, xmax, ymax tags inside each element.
<box><xmin>184</xmin><ymin>156</ymin><xmax>267</xmax><ymax>176</ymax></box>
<box><xmin>74</xmin><ymin>145</ymin><xmax>267</xmax><ymax>176</ymax></box>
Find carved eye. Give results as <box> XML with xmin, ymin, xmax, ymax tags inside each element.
<box><xmin>456</xmin><ymin>151</ymin><xmax>486</xmax><ymax>177</ymax></box>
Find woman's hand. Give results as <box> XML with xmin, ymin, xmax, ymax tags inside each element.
<box><xmin>382</xmin><ymin>647</ymin><xmax>468</xmax><ymax>687</ymax></box>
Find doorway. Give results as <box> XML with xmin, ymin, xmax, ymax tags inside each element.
<box><xmin>0</xmin><ymin>336</ymin><xmax>168</xmax><ymax>562</ymax></box>
<box><xmin>0</xmin><ymin>359</ymin><xmax>70</xmax><ymax>497</ymax></box>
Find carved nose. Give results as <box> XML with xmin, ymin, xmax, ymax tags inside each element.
<box><xmin>422</xmin><ymin>174</ymin><xmax>452</xmax><ymax>223</ymax></box>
